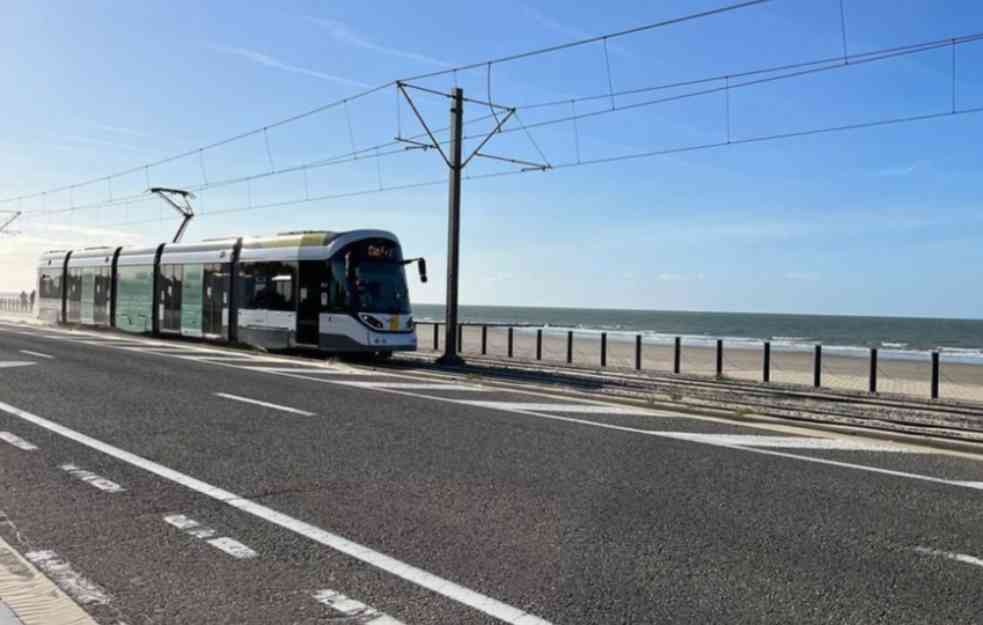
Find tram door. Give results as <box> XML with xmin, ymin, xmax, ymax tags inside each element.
<box><xmin>159</xmin><ymin>264</ymin><xmax>183</xmax><ymax>333</ymax></box>
<box><xmin>202</xmin><ymin>263</ymin><xmax>228</xmax><ymax>338</ymax></box>
<box><xmin>93</xmin><ymin>267</ymin><xmax>110</xmax><ymax>325</ymax></box>
<box><xmin>296</xmin><ymin>261</ymin><xmax>321</xmax><ymax>345</ymax></box>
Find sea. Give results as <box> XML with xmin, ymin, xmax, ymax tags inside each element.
<box><xmin>413</xmin><ymin>304</ymin><xmax>983</xmax><ymax>364</ymax></box>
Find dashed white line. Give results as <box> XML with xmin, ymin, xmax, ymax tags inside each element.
<box><xmin>25</xmin><ymin>550</ymin><xmax>111</xmax><ymax>606</ymax></box>
<box><xmin>18</xmin><ymin>350</ymin><xmax>53</xmax><ymax>359</ymax></box>
<box><xmin>0</xmin><ymin>431</ymin><xmax>37</xmax><ymax>451</ymax></box>
<box><xmin>164</xmin><ymin>514</ymin><xmax>256</xmax><ymax>558</ymax></box>
<box><xmin>206</xmin><ymin>537</ymin><xmax>258</xmax><ymax>559</ymax></box>
<box><xmin>0</xmin><ymin>362</ymin><xmax>35</xmax><ymax>369</ymax></box>
<box><xmin>914</xmin><ymin>546</ymin><xmax>983</xmax><ymax>568</ymax></box>
<box><xmin>59</xmin><ymin>463</ymin><xmax>126</xmax><ymax>493</ymax></box>
<box><xmin>0</xmin><ymin>401</ymin><xmax>554</xmax><ymax>625</ymax></box>
<box><xmin>313</xmin><ymin>589</ymin><xmax>405</xmax><ymax>624</ymax></box>
<box><xmin>214</xmin><ymin>393</ymin><xmax>315</xmax><ymax>416</ymax></box>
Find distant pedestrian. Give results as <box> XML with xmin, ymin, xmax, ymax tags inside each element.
<box><xmin>19</xmin><ymin>291</ymin><xmax>27</xmax><ymax>312</ymax></box>
<box><xmin>29</xmin><ymin>290</ymin><xmax>36</xmax><ymax>310</ymax></box>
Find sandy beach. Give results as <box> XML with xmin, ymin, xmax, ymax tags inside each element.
<box><xmin>417</xmin><ymin>325</ymin><xmax>983</xmax><ymax>403</ymax></box>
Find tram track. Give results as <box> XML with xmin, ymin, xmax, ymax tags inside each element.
<box><xmin>386</xmin><ymin>351</ymin><xmax>983</xmax><ymax>448</ymax></box>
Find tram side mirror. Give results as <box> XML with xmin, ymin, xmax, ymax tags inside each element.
<box><xmin>418</xmin><ymin>258</ymin><xmax>428</xmax><ymax>283</ymax></box>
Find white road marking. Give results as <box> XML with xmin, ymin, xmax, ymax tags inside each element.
<box><xmin>651</xmin><ymin>433</ymin><xmax>914</xmax><ymax>451</ymax></box>
<box><xmin>164</xmin><ymin>515</ymin><xmax>253</xmax><ymax>557</ymax></box>
<box><xmin>163</xmin><ymin>514</ymin><xmax>200</xmax><ymax>530</ymax></box>
<box><xmin>242</xmin><ymin>372</ymin><xmax>983</xmax><ymax>494</ymax></box>
<box><xmin>0</xmin><ymin>431</ymin><xmax>37</xmax><ymax>451</ymax></box>
<box><xmin>461</xmin><ymin>401</ymin><xmax>662</xmax><ymax>415</ymax></box>
<box><xmin>0</xmin><ymin>401</ymin><xmax>554</xmax><ymax>625</ymax></box>
<box><xmin>339</xmin><ymin>381</ymin><xmax>484</xmax><ymax>391</ymax></box>
<box><xmin>215</xmin><ymin>393</ymin><xmax>315</xmax><ymax>416</ymax></box>
<box><xmin>24</xmin><ymin>550</ymin><xmax>111</xmax><ymax>606</ymax></box>
<box><xmin>18</xmin><ymin>350</ymin><xmax>53</xmax><ymax>359</ymax></box>
<box><xmin>0</xmin><ymin>362</ymin><xmax>35</xmax><ymax>369</ymax></box>
<box><xmin>249</xmin><ymin>366</ymin><xmax>357</xmax><ymax>375</ymax></box>
<box><xmin>59</xmin><ymin>463</ymin><xmax>126</xmax><ymax>493</ymax></box>
<box><xmin>313</xmin><ymin>589</ymin><xmax>405</xmax><ymax>624</ymax></box>
<box><xmin>914</xmin><ymin>546</ymin><xmax>983</xmax><ymax>568</ymax></box>
<box><xmin>206</xmin><ymin>537</ymin><xmax>258</xmax><ymax>559</ymax></box>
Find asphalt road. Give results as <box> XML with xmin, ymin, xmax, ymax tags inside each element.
<box><xmin>1</xmin><ymin>320</ymin><xmax>982</xmax><ymax>624</ymax></box>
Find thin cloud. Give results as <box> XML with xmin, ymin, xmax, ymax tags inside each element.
<box><xmin>92</xmin><ymin>124</ymin><xmax>150</xmax><ymax>139</ymax></box>
<box><xmin>307</xmin><ymin>17</ymin><xmax>450</xmax><ymax>67</ymax></box>
<box><xmin>210</xmin><ymin>45</ymin><xmax>370</xmax><ymax>88</ymax></box>
<box><xmin>784</xmin><ymin>271</ymin><xmax>820</xmax><ymax>281</ymax></box>
<box><xmin>873</xmin><ymin>163</ymin><xmax>918</xmax><ymax>177</ymax></box>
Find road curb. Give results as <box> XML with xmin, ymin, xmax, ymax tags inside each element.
<box><xmin>0</xmin><ymin>536</ymin><xmax>101</xmax><ymax>625</ymax></box>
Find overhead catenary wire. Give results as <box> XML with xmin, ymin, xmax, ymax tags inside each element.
<box><xmin>77</xmin><ymin>102</ymin><xmax>983</xmax><ymax>235</ymax></box>
<box><xmin>1</xmin><ymin>0</ymin><xmax>767</xmax><ymax>209</ymax></box>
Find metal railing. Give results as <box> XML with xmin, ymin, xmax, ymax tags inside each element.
<box><xmin>0</xmin><ymin>297</ymin><xmax>32</xmax><ymax>314</ymax></box>
<box><xmin>416</xmin><ymin>321</ymin><xmax>968</xmax><ymax>403</ymax></box>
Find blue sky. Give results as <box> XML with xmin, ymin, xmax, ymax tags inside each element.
<box><xmin>1</xmin><ymin>0</ymin><xmax>982</xmax><ymax>318</ymax></box>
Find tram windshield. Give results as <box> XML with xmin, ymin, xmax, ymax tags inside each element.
<box><xmin>342</xmin><ymin>239</ymin><xmax>411</xmax><ymax>315</ymax></box>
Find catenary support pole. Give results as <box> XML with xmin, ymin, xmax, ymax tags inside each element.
<box><xmin>508</xmin><ymin>327</ymin><xmax>514</xmax><ymax>358</ymax></box>
<box><xmin>567</xmin><ymin>331</ymin><xmax>573</xmax><ymax>364</ymax></box>
<box><xmin>763</xmin><ymin>341</ymin><xmax>771</xmax><ymax>382</ymax></box>
<box><xmin>674</xmin><ymin>337</ymin><xmax>681</xmax><ymax>374</ymax></box>
<box><xmin>601</xmin><ymin>332</ymin><xmax>607</xmax><ymax>367</ymax></box>
<box><xmin>481</xmin><ymin>325</ymin><xmax>487</xmax><ymax>355</ymax></box>
<box><xmin>536</xmin><ymin>329</ymin><xmax>543</xmax><ymax>360</ymax></box>
<box><xmin>814</xmin><ymin>345</ymin><xmax>822</xmax><ymax>388</ymax></box>
<box><xmin>635</xmin><ymin>334</ymin><xmax>642</xmax><ymax>370</ymax></box>
<box><xmin>716</xmin><ymin>339</ymin><xmax>723</xmax><ymax>378</ymax></box>
<box><xmin>869</xmin><ymin>348</ymin><xmax>878</xmax><ymax>393</ymax></box>
<box><xmin>438</xmin><ymin>87</ymin><xmax>465</xmax><ymax>365</ymax></box>
<box><xmin>931</xmin><ymin>351</ymin><xmax>940</xmax><ymax>399</ymax></box>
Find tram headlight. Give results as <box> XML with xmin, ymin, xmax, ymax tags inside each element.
<box><xmin>359</xmin><ymin>313</ymin><xmax>384</xmax><ymax>329</ymax></box>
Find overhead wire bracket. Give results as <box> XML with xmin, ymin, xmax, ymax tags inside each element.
<box><xmin>0</xmin><ymin>211</ymin><xmax>21</xmax><ymax>236</ymax></box>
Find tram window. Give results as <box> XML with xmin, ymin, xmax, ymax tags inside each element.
<box><xmin>238</xmin><ymin>261</ymin><xmax>296</xmax><ymax>311</ymax></box>
<box><xmin>39</xmin><ymin>272</ymin><xmax>60</xmax><ymax>299</ymax></box>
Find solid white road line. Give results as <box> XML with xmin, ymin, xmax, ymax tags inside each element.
<box><xmin>248</xmin><ymin>371</ymin><xmax>983</xmax><ymax>493</ymax></box>
<box><xmin>249</xmin><ymin>366</ymin><xmax>359</xmax><ymax>375</ymax></box>
<box><xmin>0</xmin><ymin>362</ymin><xmax>35</xmax><ymax>369</ymax></box>
<box><xmin>651</xmin><ymin>433</ymin><xmax>914</xmax><ymax>452</ymax></box>
<box><xmin>24</xmin><ymin>550</ymin><xmax>111</xmax><ymax>606</ymax></box>
<box><xmin>339</xmin><ymin>382</ymin><xmax>485</xmax><ymax>391</ymax></box>
<box><xmin>313</xmin><ymin>589</ymin><xmax>405</xmax><ymax>624</ymax></box>
<box><xmin>18</xmin><ymin>350</ymin><xmax>53</xmax><ymax>359</ymax></box>
<box><xmin>0</xmin><ymin>401</ymin><xmax>553</xmax><ymax>625</ymax></box>
<box><xmin>461</xmin><ymin>401</ymin><xmax>662</xmax><ymax>415</ymax></box>
<box><xmin>0</xmin><ymin>431</ymin><xmax>37</xmax><ymax>451</ymax></box>
<box><xmin>914</xmin><ymin>546</ymin><xmax>983</xmax><ymax>568</ymax></box>
<box><xmin>214</xmin><ymin>393</ymin><xmax>316</xmax><ymax>417</ymax></box>
<box><xmin>58</xmin><ymin>463</ymin><xmax>126</xmax><ymax>493</ymax></box>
